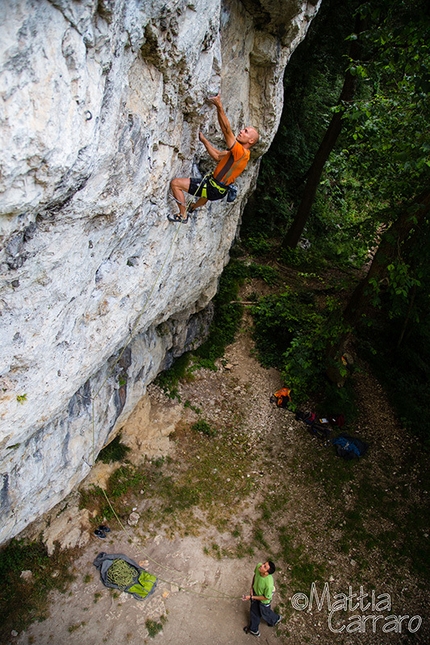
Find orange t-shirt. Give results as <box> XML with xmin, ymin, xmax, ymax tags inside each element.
<box><xmin>213</xmin><ymin>140</ymin><xmax>250</xmax><ymax>185</ymax></box>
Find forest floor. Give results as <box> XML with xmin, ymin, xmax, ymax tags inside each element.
<box><xmin>7</xmin><ymin>276</ymin><xmax>430</xmax><ymax>645</ymax></box>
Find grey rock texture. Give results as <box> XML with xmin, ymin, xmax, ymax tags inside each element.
<box><xmin>0</xmin><ymin>0</ymin><xmax>320</xmax><ymax>544</ymax></box>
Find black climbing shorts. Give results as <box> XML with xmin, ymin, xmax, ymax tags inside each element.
<box><xmin>189</xmin><ymin>175</ymin><xmax>228</xmax><ymax>201</ymax></box>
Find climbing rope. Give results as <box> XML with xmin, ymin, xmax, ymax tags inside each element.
<box><xmin>168</xmin><ymin>172</ymin><xmax>211</xmax><ymax>218</ymax></box>
<box><xmin>89</xmin><ymin>217</ymin><xmax>183</xmax><ymax>466</ymax></box>
<box><xmin>88</xmin><ymin>170</ymin><xmax>211</xmax><ymax>465</ymax></box>
<box><xmin>78</xmin><ymin>173</ymin><xmax>240</xmax><ymax>603</ymax></box>
<box><xmin>100</xmin><ymin>488</ymin><xmax>238</xmax><ymax>601</ymax></box>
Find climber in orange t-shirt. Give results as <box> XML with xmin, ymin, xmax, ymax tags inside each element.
<box><xmin>169</xmin><ymin>94</ymin><xmax>259</xmax><ymax>223</ymax></box>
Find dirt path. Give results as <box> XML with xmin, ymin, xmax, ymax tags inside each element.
<box><xmin>12</xmin><ymin>305</ymin><xmax>430</xmax><ymax>645</ymax></box>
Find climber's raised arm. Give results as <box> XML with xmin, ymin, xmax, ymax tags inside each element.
<box><xmin>208</xmin><ymin>94</ymin><xmax>236</xmax><ymax>149</ymax></box>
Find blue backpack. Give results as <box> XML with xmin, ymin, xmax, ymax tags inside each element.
<box><xmin>332</xmin><ymin>433</ymin><xmax>368</xmax><ymax>459</ymax></box>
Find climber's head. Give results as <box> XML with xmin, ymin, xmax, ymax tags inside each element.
<box><xmin>237</xmin><ymin>126</ymin><xmax>259</xmax><ymax>148</ymax></box>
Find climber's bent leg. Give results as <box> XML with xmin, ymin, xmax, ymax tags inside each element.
<box><xmin>170</xmin><ymin>177</ymin><xmax>190</xmax><ymax>217</ymax></box>
<box><xmin>169</xmin><ymin>174</ymin><xmax>223</xmax><ymax>220</ymax></box>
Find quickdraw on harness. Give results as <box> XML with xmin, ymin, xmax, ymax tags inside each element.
<box><xmin>202</xmin><ymin>175</ymin><xmax>228</xmax><ymax>199</ymax></box>
<box><xmin>200</xmin><ymin>174</ymin><xmax>237</xmax><ymax>202</ymax></box>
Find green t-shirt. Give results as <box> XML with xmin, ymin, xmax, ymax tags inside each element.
<box><xmin>253</xmin><ymin>563</ymin><xmax>274</xmax><ymax>605</ymax></box>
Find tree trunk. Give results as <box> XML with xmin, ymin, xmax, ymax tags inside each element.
<box><xmin>325</xmin><ymin>188</ymin><xmax>430</xmax><ymax>380</ymax></box>
<box><xmin>343</xmin><ymin>188</ymin><xmax>430</xmax><ymax>328</ymax></box>
<box><xmin>282</xmin><ymin>17</ymin><xmax>363</xmax><ymax>250</ymax></box>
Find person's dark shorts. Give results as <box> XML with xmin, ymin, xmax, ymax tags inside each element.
<box><xmin>189</xmin><ymin>175</ymin><xmax>228</xmax><ymax>201</ymax></box>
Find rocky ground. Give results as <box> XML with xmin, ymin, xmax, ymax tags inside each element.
<box><xmin>6</xmin><ymin>283</ymin><xmax>430</xmax><ymax>645</ymax></box>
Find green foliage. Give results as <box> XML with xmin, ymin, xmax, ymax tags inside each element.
<box><xmin>194</xmin><ymin>260</ymin><xmax>247</xmax><ymax>367</ymax></box>
<box><xmin>0</xmin><ymin>539</ymin><xmax>75</xmax><ymax>641</ymax></box>
<box><xmin>244</xmin><ymin>234</ymin><xmax>272</xmax><ymax>257</ymax></box>
<box><xmin>97</xmin><ymin>434</ymin><xmax>131</xmax><ymax>464</ymax></box>
<box><xmin>81</xmin><ymin>465</ymin><xmax>147</xmax><ymax>525</ymax></box>
<box><xmin>334</xmin><ymin>0</ymin><xmax>430</xmax><ymax>220</ymax></box>
<box><xmin>322</xmin><ymin>381</ymin><xmax>358</xmax><ymax>422</ymax></box>
<box><xmin>191</xmin><ymin>419</ymin><xmax>217</xmax><ymax>437</ymax></box>
<box><xmin>108</xmin><ymin>465</ymin><xmax>146</xmax><ymax>500</ymax></box>
<box><xmin>146</xmin><ymin>616</ymin><xmax>167</xmax><ymax>638</ymax></box>
<box><xmin>251</xmin><ymin>290</ymin><xmax>311</xmax><ymax>368</ymax></box>
<box><xmin>242</xmin><ymin>0</ymin><xmax>360</xmax><ymax>241</ymax></box>
<box><xmin>251</xmin><ymin>289</ymin><xmax>348</xmax><ymax>403</ymax></box>
<box><xmin>248</xmin><ymin>263</ymin><xmax>280</xmax><ymax>284</ymax></box>
<box><xmin>154</xmin><ymin>352</ymin><xmax>192</xmax><ymax>399</ymax></box>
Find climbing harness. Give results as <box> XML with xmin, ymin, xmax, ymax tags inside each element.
<box><xmin>168</xmin><ymin>169</ymin><xmax>238</xmax><ymax>224</ymax></box>
<box><xmin>208</xmin><ymin>175</ymin><xmax>228</xmax><ymax>196</ymax></box>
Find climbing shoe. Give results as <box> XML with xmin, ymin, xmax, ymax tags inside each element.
<box><xmin>167</xmin><ymin>212</ymin><xmax>189</xmax><ymax>223</ymax></box>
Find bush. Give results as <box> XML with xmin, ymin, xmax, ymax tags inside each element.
<box><xmin>191</xmin><ymin>419</ymin><xmax>217</xmax><ymax>437</ymax></box>
<box><xmin>0</xmin><ymin>539</ymin><xmax>75</xmax><ymax>640</ymax></box>
<box><xmin>194</xmin><ymin>260</ymin><xmax>247</xmax><ymax>367</ymax></box>
<box><xmin>251</xmin><ymin>289</ymin><xmax>348</xmax><ymax>404</ymax></box>
<box><xmin>97</xmin><ymin>434</ymin><xmax>131</xmax><ymax>464</ymax></box>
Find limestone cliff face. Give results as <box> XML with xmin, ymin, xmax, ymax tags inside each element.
<box><xmin>0</xmin><ymin>0</ymin><xmax>320</xmax><ymax>544</ymax></box>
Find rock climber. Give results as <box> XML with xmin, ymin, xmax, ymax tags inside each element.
<box><xmin>242</xmin><ymin>560</ymin><xmax>282</xmax><ymax>637</ymax></box>
<box><xmin>168</xmin><ymin>94</ymin><xmax>259</xmax><ymax>223</ymax></box>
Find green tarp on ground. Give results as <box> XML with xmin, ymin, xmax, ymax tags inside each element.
<box><xmin>93</xmin><ymin>552</ymin><xmax>157</xmax><ymax>600</ymax></box>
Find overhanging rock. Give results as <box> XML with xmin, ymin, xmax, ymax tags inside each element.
<box><xmin>0</xmin><ymin>0</ymin><xmax>321</xmax><ymax>544</ymax></box>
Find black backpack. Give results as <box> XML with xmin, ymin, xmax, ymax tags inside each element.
<box><xmin>309</xmin><ymin>421</ymin><xmax>331</xmax><ymax>440</ymax></box>
<box><xmin>296</xmin><ymin>410</ymin><xmax>331</xmax><ymax>439</ymax></box>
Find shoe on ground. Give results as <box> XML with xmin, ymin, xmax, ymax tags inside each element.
<box><xmin>94</xmin><ymin>529</ymin><xmax>106</xmax><ymax>539</ymax></box>
<box><xmin>98</xmin><ymin>525</ymin><xmax>110</xmax><ymax>533</ymax></box>
<box><xmin>249</xmin><ymin>630</ymin><xmax>260</xmax><ymax>637</ymax></box>
<box><xmin>273</xmin><ymin>616</ymin><xmax>282</xmax><ymax>626</ymax></box>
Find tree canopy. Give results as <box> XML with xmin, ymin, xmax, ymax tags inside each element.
<box><xmin>240</xmin><ymin>0</ymin><xmax>430</xmax><ymax>442</ymax></box>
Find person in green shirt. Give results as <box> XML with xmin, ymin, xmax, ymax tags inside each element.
<box><xmin>242</xmin><ymin>561</ymin><xmax>282</xmax><ymax>637</ymax></box>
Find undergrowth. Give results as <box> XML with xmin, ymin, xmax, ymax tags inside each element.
<box><xmin>78</xmin><ymin>423</ymin><xmax>255</xmax><ymax>539</ymax></box>
<box><xmin>193</xmin><ymin>259</ymin><xmax>247</xmax><ymax>367</ymax></box>
<box><xmin>0</xmin><ymin>539</ymin><xmax>76</xmax><ymax>641</ymax></box>
<box><xmin>250</xmin><ymin>287</ymin><xmax>352</xmax><ymax>407</ymax></box>
<box><xmin>145</xmin><ymin>615</ymin><xmax>167</xmax><ymax>637</ymax></box>
<box><xmin>97</xmin><ymin>433</ymin><xmax>131</xmax><ymax>464</ymax></box>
